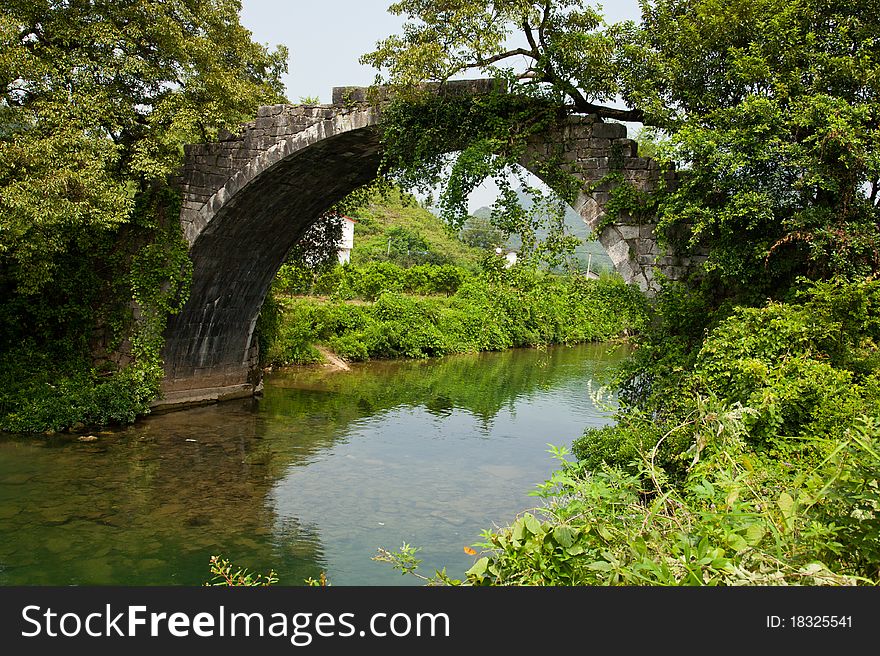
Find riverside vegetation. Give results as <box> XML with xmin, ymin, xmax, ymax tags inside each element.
<box><xmin>360</xmin><ymin>0</ymin><xmax>880</xmax><ymax>586</ymax></box>
<box><xmin>260</xmin><ymin>263</ymin><xmax>644</xmax><ymax>366</ymax></box>
<box><xmin>384</xmin><ymin>278</ymin><xmax>880</xmax><ymax>586</ymax></box>
<box><xmin>2</xmin><ymin>0</ymin><xmax>878</xmax><ymax>587</ymax></box>
<box><xmin>0</xmin><ymin>0</ymin><xmax>287</xmax><ymax>433</ymax></box>
<box><xmin>258</xmin><ymin>189</ymin><xmax>645</xmax><ymax>368</ymax></box>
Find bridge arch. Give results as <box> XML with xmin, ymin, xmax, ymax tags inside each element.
<box><xmin>160</xmin><ymin>85</ymin><xmax>697</xmax><ymax>408</ymax></box>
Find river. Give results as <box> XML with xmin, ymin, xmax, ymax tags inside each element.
<box><xmin>0</xmin><ymin>343</ymin><xmax>627</xmax><ymax>586</ymax></box>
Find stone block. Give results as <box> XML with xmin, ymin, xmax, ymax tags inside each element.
<box><xmin>606</xmin><ymin>237</ymin><xmax>630</xmax><ymax>266</ymax></box>
<box><xmin>579</xmin><ymin>157</ymin><xmax>601</xmax><ymax>170</ymax></box>
<box><xmin>613</xmin><ymin>139</ymin><xmax>638</xmax><ymax>157</ymax></box>
<box><xmin>616</xmin><ymin>259</ymin><xmax>635</xmax><ymax>281</ymax></box>
<box><xmin>618</xmin><ymin>225</ymin><xmax>641</xmax><ymax>240</ymax></box>
<box><xmin>591</xmin><ymin>121</ymin><xmax>627</xmax><ymax>139</ymax></box>
<box><xmin>586</xmin><ymin>138</ymin><xmax>612</xmax><ymax>149</ymax></box>
<box><xmin>255</xmin><ymin>116</ymin><xmax>275</xmax><ymax>130</ymax></box>
<box><xmin>623</xmin><ymin>168</ymin><xmax>649</xmax><ymax>181</ymax></box>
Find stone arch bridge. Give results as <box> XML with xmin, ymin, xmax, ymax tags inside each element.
<box><xmin>159</xmin><ymin>81</ymin><xmax>702</xmax><ymax>408</ymax></box>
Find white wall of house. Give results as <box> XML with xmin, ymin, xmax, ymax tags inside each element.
<box><xmin>495</xmin><ymin>247</ymin><xmax>518</xmax><ymax>268</ymax></box>
<box><xmin>337</xmin><ymin>216</ymin><xmax>355</xmax><ymax>264</ymax></box>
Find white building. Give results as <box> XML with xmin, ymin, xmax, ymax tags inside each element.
<box><xmin>337</xmin><ymin>215</ymin><xmax>356</xmax><ymax>264</ymax></box>
<box><xmin>494</xmin><ymin>247</ymin><xmax>517</xmax><ymax>268</ymax></box>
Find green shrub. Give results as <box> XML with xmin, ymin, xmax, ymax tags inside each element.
<box><xmin>0</xmin><ymin>357</ymin><xmax>160</xmax><ymax>433</ymax></box>
<box><xmin>465</xmin><ymin>416</ymin><xmax>879</xmax><ymax>585</ymax></box>
<box><xmin>383</xmin><ymin>409</ymin><xmax>880</xmax><ymax>586</ymax></box>
<box><xmin>329</xmin><ymin>333</ymin><xmax>371</xmax><ymax>362</ymax></box>
<box><xmin>584</xmin><ymin>278</ymin><xmax>880</xmax><ymax>476</ymax></box>
<box><xmin>260</xmin><ymin>265</ymin><xmax>648</xmax><ymax>371</ymax></box>
<box><xmin>259</xmin><ymin>297</ymin><xmax>323</xmax><ymax>367</ymax></box>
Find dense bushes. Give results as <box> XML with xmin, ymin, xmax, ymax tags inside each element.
<box><xmin>573</xmin><ymin>278</ymin><xmax>880</xmax><ymax>476</ymax></box>
<box><xmin>0</xmin><ymin>0</ymin><xmax>285</xmax><ymax>435</ymax></box>
<box><xmin>273</xmin><ymin>261</ymin><xmax>471</xmax><ymax>301</ymax></box>
<box><xmin>454</xmin><ymin>411</ymin><xmax>880</xmax><ymax>586</ymax></box>
<box><xmin>260</xmin><ymin>264</ymin><xmax>647</xmax><ymax>367</ymax></box>
<box><xmin>513</xmin><ymin>278</ymin><xmax>880</xmax><ymax>585</ymax></box>
<box><xmin>0</xmin><ymin>359</ymin><xmax>159</xmax><ymax>433</ymax></box>
<box><xmin>0</xmin><ymin>189</ymin><xmax>192</xmax><ymax>433</ymax></box>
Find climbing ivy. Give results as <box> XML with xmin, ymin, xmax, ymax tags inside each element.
<box><xmin>127</xmin><ymin>188</ymin><xmax>193</xmax><ymax>400</ymax></box>
<box><xmin>0</xmin><ymin>186</ymin><xmax>193</xmax><ymax>433</ymax></box>
<box><xmin>377</xmin><ymin>90</ymin><xmax>584</xmax><ymax>265</ymax></box>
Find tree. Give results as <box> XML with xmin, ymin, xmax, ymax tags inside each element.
<box><xmin>0</xmin><ymin>0</ymin><xmax>288</xmax><ymax>293</ymax></box>
<box><xmin>361</xmin><ymin>0</ymin><xmax>646</xmax><ymax>121</ymax></box>
<box><xmin>286</xmin><ymin>213</ymin><xmax>345</xmax><ymax>271</ymax></box>
<box><xmin>273</xmin><ymin>213</ymin><xmax>344</xmax><ymax>295</ymax></box>
<box><xmin>363</xmin><ymin>0</ymin><xmax>880</xmax><ymax>299</ymax></box>
<box><xmin>0</xmin><ymin>0</ymin><xmax>288</xmax><ymax>430</ymax></box>
<box><xmin>459</xmin><ymin>215</ymin><xmax>505</xmax><ymax>249</ymax></box>
<box><xmin>364</xmin><ymin>2</ymin><xmax>880</xmax><ymax>588</ymax></box>
<box><xmin>642</xmin><ymin>0</ymin><xmax>880</xmax><ymax>297</ymax></box>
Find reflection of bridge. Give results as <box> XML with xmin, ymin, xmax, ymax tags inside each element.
<box><xmin>160</xmin><ymin>81</ymin><xmax>703</xmax><ymax>408</ymax></box>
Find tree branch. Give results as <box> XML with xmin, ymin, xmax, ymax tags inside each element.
<box><xmin>448</xmin><ymin>11</ymin><xmax>649</xmax><ymax>124</ymax></box>
<box><xmin>529</xmin><ymin>12</ymin><xmax>645</xmax><ymax>122</ymax></box>
<box><xmin>539</xmin><ymin>1</ymin><xmax>553</xmax><ymax>36</ymax></box>
<box><xmin>474</xmin><ymin>48</ymin><xmax>537</xmax><ymax>68</ymax></box>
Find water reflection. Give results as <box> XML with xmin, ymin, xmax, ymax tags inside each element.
<box><xmin>0</xmin><ymin>343</ymin><xmax>627</xmax><ymax>585</ymax></box>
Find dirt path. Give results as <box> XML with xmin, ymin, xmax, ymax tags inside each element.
<box><xmin>314</xmin><ymin>345</ymin><xmax>351</xmax><ymax>371</ymax></box>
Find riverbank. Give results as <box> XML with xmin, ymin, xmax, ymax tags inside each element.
<box><xmin>394</xmin><ymin>277</ymin><xmax>880</xmax><ymax>586</ymax></box>
<box><xmin>259</xmin><ymin>265</ymin><xmax>648</xmax><ymax>369</ymax></box>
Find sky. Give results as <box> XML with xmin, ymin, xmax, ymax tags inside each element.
<box><xmin>238</xmin><ymin>0</ymin><xmax>644</xmax><ymax>210</ymax></box>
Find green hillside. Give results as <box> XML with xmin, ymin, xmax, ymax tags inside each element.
<box><xmin>342</xmin><ymin>186</ymin><xmax>613</xmax><ymax>275</ymax></box>
<box><xmin>348</xmin><ymin>189</ymin><xmax>485</xmax><ymax>270</ymax></box>
<box><xmin>471</xmin><ymin>186</ymin><xmax>614</xmax><ymax>273</ymax></box>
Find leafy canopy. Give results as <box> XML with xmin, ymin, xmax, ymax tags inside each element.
<box><xmin>0</xmin><ymin>1</ymin><xmax>288</xmax><ymax>431</ymax></box>
<box><xmin>644</xmin><ymin>0</ymin><xmax>880</xmax><ymax>296</ymax></box>
<box><xmin>0</xmin><ymin>0</ymin><xmax>288</xmax><ymax>292</ymax></box>
<box><xmin>362</xmin><ymin>0</ymin><xmax>645</xmax><ymax>121</ymax></box>
<box><xmin>364</xmin><ymin>0</ymin><xmax>880</xmax><ymax>296</ymax></box>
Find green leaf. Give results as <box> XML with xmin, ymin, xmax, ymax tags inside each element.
<box><xmin>726</xmin><ymin>533</ymin><xmax>748</xmax><ymax>553</ymax></box>
<box><xmin>597</xmin><ymin>525</ymin><xmax>614</xmax><ymax>541</ymax></box>
<box><xmin>512</xmin><ymin>519</ymin><xmax>525</xmax><ymax>542</ymax></box>
<box><xmin>466</xmin><ymin>557</ymin><xmax>490</xmax><ymax>578</ymax></box>
<box><xmin>777</xmin><ymin>492</ymin><xmax>795</xmax><ymax>516</ymax></box>
<box><xmin>585</xmin><ymin>561</ymin><xmax>613</xmax><ymax>571</ymax></box>
<box><xmin>524</xmin><ymin>513</ymin><xmax>541</xmax><ymax>535</ymax></box>
<box><xmin>553</xmin><ymin>526</ymin><xmax>577</xmax><ymax>548</ymax></box>
<box><xmin>745</xmin><ymin>523</ymin><xmax>766</xmax><ymax>546</ymax></box>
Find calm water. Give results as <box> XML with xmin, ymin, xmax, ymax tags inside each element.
<box><xmin>0</xmin><ymin>343</ymin><xmax>627</xmax><ymax>586</ymax></box>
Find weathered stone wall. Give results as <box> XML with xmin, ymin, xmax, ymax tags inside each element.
<box><xmin>159</xmin><ymin>85</ymin><xmax>704</xmax><ymax>408</ymax></box>
<box><xmin>161</xmin><ymin>104</ymin><xmax>383</xmax><ymax>408</ymax></box>
<box><xmin>521</xmin><ymin>114</ymin><xmax>706</xmax><ymax>293</ymax></box>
